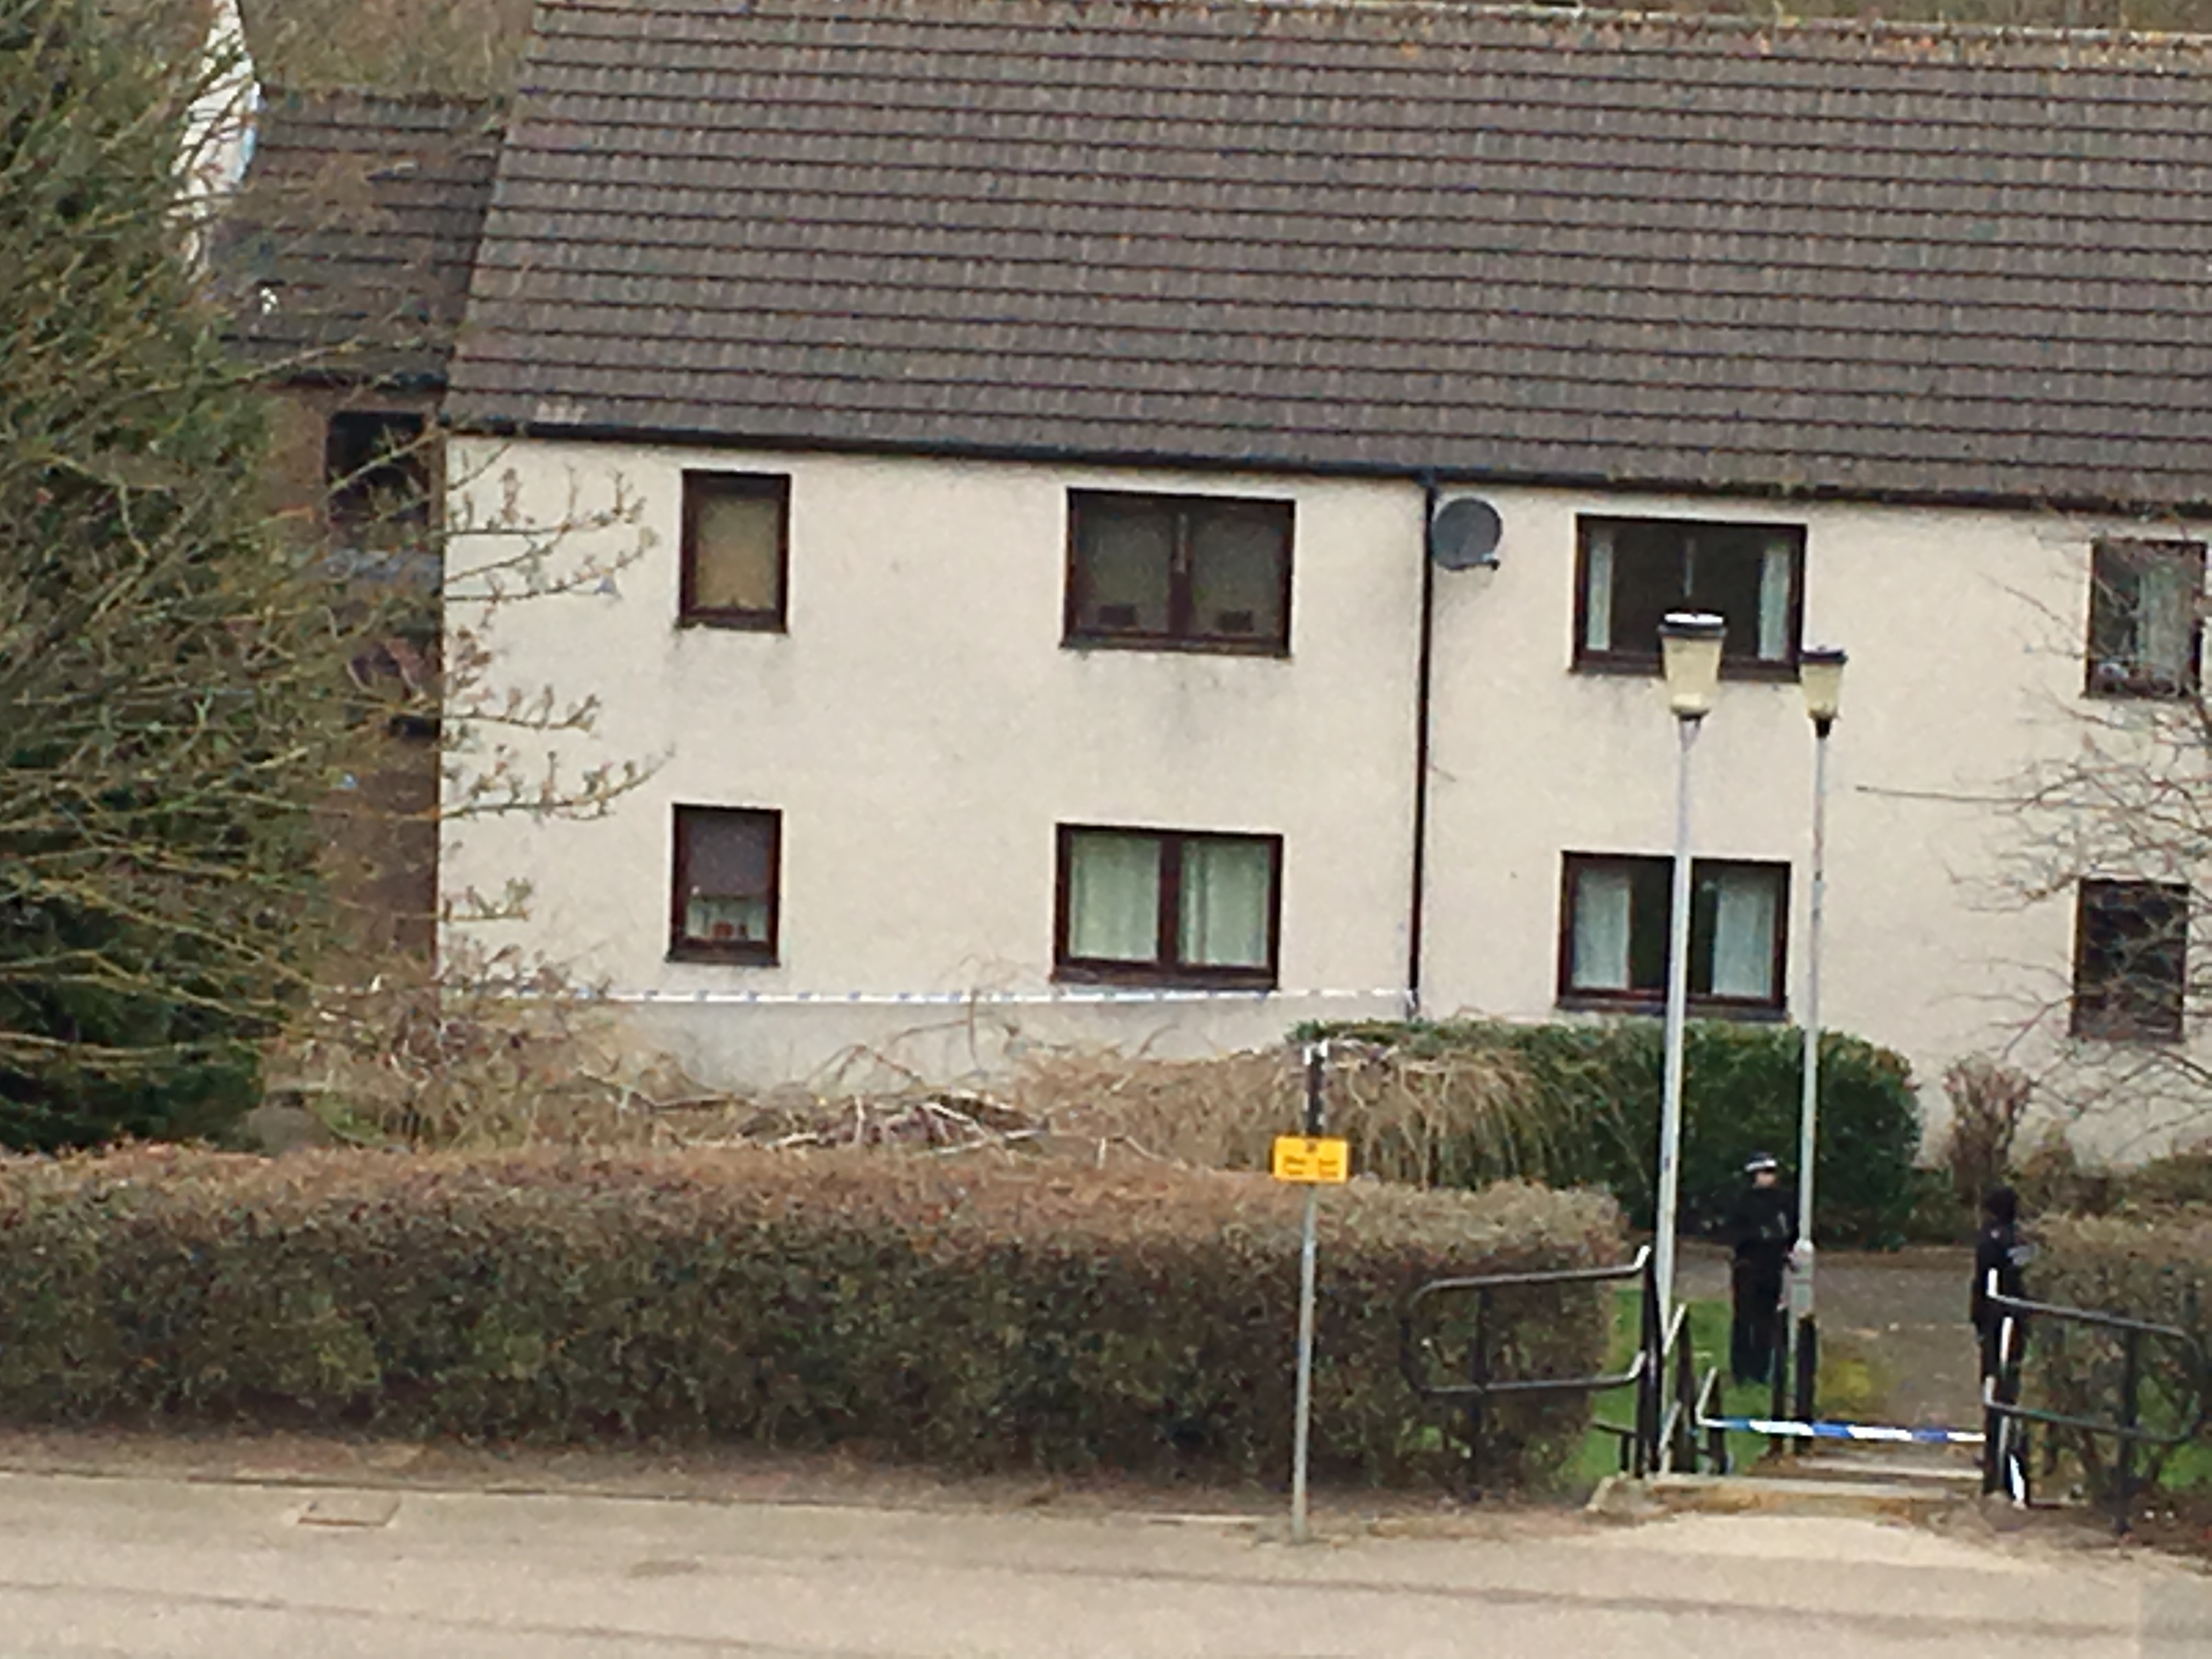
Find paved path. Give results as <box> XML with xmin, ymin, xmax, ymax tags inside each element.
<box><xmin>0</xmin><ymin>1469</ymin><xmax>2200</xmax><ymax>1657</ymax></box>
<box><xmin>1681</xmin><ymin>1244</ymin><xmax>1981</xmax><ymax>1426</ymax></box>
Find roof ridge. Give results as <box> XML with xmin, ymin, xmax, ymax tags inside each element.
<box><xmin>1243</xmin><ymin>1</ymin><xmax>2212</xmax><ymax>54</ymax></box>
<box><xmin>533</xmin><ymin>0</ymin><xmax>2212</xmax><ymax>57</ymax></box>
<box><xmin>261</xmin><ymin>82</ymin><xmax>507</xmax><ymax>116</ymax></box>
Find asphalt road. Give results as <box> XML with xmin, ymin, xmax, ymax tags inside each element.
<box><xmin>0</xmin><ymin>1469</ymin><xmax>2201</xmax><ymax>1657</ymax></box>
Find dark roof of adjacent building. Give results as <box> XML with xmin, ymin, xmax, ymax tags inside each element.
<box><xmin>443</xmin><ymin>0</ymin><xmax>2212</xmax><ymax>512</ymax></box>
<box><xmin>220</xmin><ymin>88</ymin><xmax>502</xmax><ymax>388</ymax></box>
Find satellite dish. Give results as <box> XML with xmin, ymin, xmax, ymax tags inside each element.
<box><xmin>1431</xmin><ymin>496</ymin><xmax>1502</xmax><ymax>570</ymax></box>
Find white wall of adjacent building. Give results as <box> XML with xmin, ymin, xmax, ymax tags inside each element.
<box><xmin>443</xmin><ymin>435</ymin><xmax>2204</xmax><ymax>1157</ymax></box>
<box><xmin>440</xmin><ymin>439</ymin><xmax>1424</xmax><ymax>1088</ymax></box>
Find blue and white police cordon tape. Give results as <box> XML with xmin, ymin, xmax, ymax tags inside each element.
<box><xmin>1700</xmin><ymin>1416</ymin><xmax>1985</xmax><ymax>1446</ymax></box>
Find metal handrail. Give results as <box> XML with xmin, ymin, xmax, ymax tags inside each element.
<box><xmin>1697</xmin><ymin>1366</ymin><xmax>1730</xmax><ymax>1474</ymax></box>
<box><xmin>1981</xmin><ymin>1287</ymin><xmax>2210</xmax><ymax>1535</ymax></box>
<box><xmin>1655</xmin><ymin>1312</ymin><xmax>1682</xmax><ymax>1462</ymax></box>
<box><xmin>1399</xmin><ymin>1244</ymin><xmax>1657</xmax><ymax>1495</ymax></box>
<box><xmin>1657</xmin><ymin>1303</ymin><xmax>1694</xmax><ymax>1472</ymax></box>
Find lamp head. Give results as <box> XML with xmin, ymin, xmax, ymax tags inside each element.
<box><xmin>1800</xmin><ymin>644</ymin><xmax>1847</xmax><ymax>728</ymax></box>
<box><xmin>1658</xmin><ymin>612</ymin><xmax>1726</xmax><ymax>719</ymax></box>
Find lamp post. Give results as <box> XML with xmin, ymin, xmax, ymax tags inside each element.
<box><xmin>1789</xmin><ymin>646</ymin><xmax>1846</xmax><ymax>1425</ymax></box>
<box><xmin>1654</xmin><ymin>613</ymin><xmax>1726</xmax><ymax>1324</ymax></box>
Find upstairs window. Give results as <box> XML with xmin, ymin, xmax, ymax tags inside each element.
<box><xmin>680</xmin><ymin>472</ymin><xmax>789</xmax><ymax>629</ymax></box>
<box><xmin>670</xmin><ymin>805</ymin><xmax>780</xmax><ymax>963</ymax></box>
<box><xmin>1559</xmin><ymin>853</ymin><xmax>1789</xmax><ymax>1014</ymax></box>
<box><xmin>1576</xmin><ymin>517</ymin><xmax>1802</xmax><ymax>674</ymax></box>
<box><xmin>1065</xmin><ymin>492</ymin><xmax>1292</xmax><ymax>654</ymax></box>
<box><xmin>2072</xmin><ymin>879</ymin><xmax>2186</xmax><ymax>1041</ymax></box>
<box><xmin>326</xmin><ymin>410</ymin><xmax>428</xmax><ymax>544</ymax></box>
<box><xmin>2088</xmin><ymin>539</ymin><xmax>2203</xmax><ymax>698</ymax></box>
<box><xmin>1055</xmin><ymin>825</ymin><xmax>1280</xmax><ymax>986</ymax></box>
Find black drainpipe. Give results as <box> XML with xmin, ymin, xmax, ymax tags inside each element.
<box><xmin>1406</xmin><ymin>472</ymin><xmax>1439</xmax><ymax>1022</ymax></box>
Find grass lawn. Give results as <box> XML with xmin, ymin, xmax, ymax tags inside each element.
<box><xmin>1565</xmin><ymin>1289</ymin><xmax>1890</xmax><ymax>1487</ymax></box>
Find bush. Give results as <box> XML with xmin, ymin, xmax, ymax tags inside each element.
<box><xmin>2118</xmin><ymin>1149</ymin><xmax>2212</xmax><ymax>1213</ymax></box>
<box><xmin>1938</xmin><ymin>1056</ymin><xmax>2032</xmax><ymax>1214</ymax></box>
<box><xmin>0</xmin><ymin>1147</ymin><xmax>1619</xmax><ymax>1490</ymax></box>
<box><xmin>1301</xmin><ymin>1019</ymin><xmax>1922</xmax><ymax>1247</ymax></box>
<box><xmin>2020</xmin><ymin>1211</ymin><xmax>2212</xmax><ymax>1497</ymax></box>
<box><xmin>1019</xmin><ymin>1042</ymin><xmax>1558</xmax><ymax>1190</ymax></box>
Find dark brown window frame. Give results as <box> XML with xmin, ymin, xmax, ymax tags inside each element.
<box><xmin>1555</xmin><ymin>851</ymin><xmax>1791</xmax><ymax>1018</ymax></box>
<box><xmin>2085</xmin><ymin>538</ymin><xmax>2205</xmax><ymax>700</ymax></box>
<box><xmin>668</xmin><ymin>803</ymin><xmax>782</xmax><ymax>965</ymax></box>
<box><xmin>1571</xmin><ymin>515</ymin><xmax>1806</xmax><ymax>681</ymax></box>
<box><xmin>2071</xmin><ymin>878</ymin><xmax>2187</xmax><ymax>1042</ymax></box>
<box><xmin>1052</xmin><ymin>823</ymin><xmax>1283</xmax><ymax>989</ymax></box>
<box><xmin>679</xmin><ymin>471</ymin><xmax>791</xmax><ymax>631</ymax></box>
<box><xmin>1062</xmin><ymin>490</ymin><xmax>1295</xmax><ymax>656</ymax></box>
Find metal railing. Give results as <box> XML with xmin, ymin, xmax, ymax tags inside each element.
<box><xmin>1399</xmin><ymin>1245</ymin><xmax>1667</xmax><ymax>1495</ymax></box>
<box><xmin>1981</xmin><ymin>1287</ymin><xmax>2210</xmax><ymax>1535</ymax></box>
<box><xmin>1654</xmin><ymin>1303</ymin><xmax>1699</xmax><ymax>1472</ymax></box>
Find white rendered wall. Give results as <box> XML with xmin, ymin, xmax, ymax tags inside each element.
<box><xmin>1420</xmin><ymin>488</ymin><xmax>2205</xmax><ymax>1159</ymax></box>
<box><xmin>444</xmin><ymin>438</ymin><xmax>2207</xmax><ymax>1155</ymax></box>
<box><xmin>441</xmin><ymin>440</ymin><xmax>1422</xmax><ymax>1088</ymax></box>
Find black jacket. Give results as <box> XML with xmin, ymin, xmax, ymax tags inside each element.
<box><xmin>1971</xmin><ymin>1221</ymin><xmax>2031</xmax><ymax>1334</ymax></box>
<box><xmin>1728</xmin><ymin>1184</ymin><xmax>1797</xmax><ymax>1277</ymax></box>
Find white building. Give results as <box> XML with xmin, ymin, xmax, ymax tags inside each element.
<box><xmin>434</xmin><ymin>1</ymin><xmax>2212</xmax><ymax>1152</ymax></box>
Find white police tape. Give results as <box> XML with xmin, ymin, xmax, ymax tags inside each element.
<box><xmin>1700</xmin><ymin>1416</ymin><xmax>1985</xmax><ymax>1446</ymax></box>
<box><xmin>602</xmin><ymin>986</ymin><xmax>1411</xmax><ymax>1007</ymax></box>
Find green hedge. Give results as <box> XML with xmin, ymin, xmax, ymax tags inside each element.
<box><xmin>1302</xmin><ymin>1018</ymin><xmax>1922</xmax><ymax>1247</ymax></box>
<box><xmin>0</xmin><ymin>1147</ymin><xmax>1620</xmax><ymax>1489</ymax></box>
<box><xmin>2020</xmin><ymin>1211</ymin><xmax>2212</xmax><ymax>1495</ymax></box>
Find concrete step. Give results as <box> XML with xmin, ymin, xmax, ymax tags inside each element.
<box><xmin>1782</xmin><ymin>1452</ymin><xmax>1980</xmax><ymax>1487</ymax></box>
<box><xmin>1594</xmin><ymin>1472</ymin><xmax>1970</xmax><ymax>1521</ymax></box>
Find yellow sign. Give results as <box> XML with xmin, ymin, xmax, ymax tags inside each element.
<box><xmin>1271</xmin><ymin>1135</ymin><xmax>1351</xmax><ymax>1184</ymax></box>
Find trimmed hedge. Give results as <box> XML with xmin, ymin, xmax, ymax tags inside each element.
<box><xmin>1303</xmin><ymin>1018</ymin><xmax>1923</xmax><ymax>1247</ymax></box>
<box><xmin>0</xmin><ymin>1147</ymin><xmax>1619</xmax><ymax>1489</ymax></box>
<box><xmin>2018</xmin><ymin>1211</ymin><xmax>2212</xmax><ymax>1495</ymax></box>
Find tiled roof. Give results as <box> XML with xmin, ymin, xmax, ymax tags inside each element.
<box><xmin>220</xmin><ymin>89</ymin><xmax>502</xmax><ymax>387</ymax></box>
<box><xmin>444</xmin><ymin>0</ymin><xmax>2212</xmax><ymax>511</ymax></box>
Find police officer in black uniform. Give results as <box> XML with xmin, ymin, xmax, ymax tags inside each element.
<box><xmin>1972</xmin><ymin>1185</ymin><xmax>2034</xmax><ymax>1501</ymax></box>
<box><xmin>1727</xmin><ymin>1151</ymin><xmax>1797</xmax><ymax>1386</ymax></box>
<box><xmin>1971</xmin><ymin>1184</ymin><xmax>2030</xmax><ymax>1353</ymax></box>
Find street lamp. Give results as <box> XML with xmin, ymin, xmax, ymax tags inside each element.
<box><xmin>1654</xmin><ymin>612</ymin><xmax>1726</xmax><ymax>1323</ymax></box>
<box><xmin>1789</xmin><ymin>645</ymin><xmax>1846</xmax><ymax>1424</ymax></box>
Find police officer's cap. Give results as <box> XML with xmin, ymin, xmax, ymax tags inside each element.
<box><xmin>1743</xmin><ymin>1151</ymin><xmax>1780</xmax><ymax>1174</ymax></box>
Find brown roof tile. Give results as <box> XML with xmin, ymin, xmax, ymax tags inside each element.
<box><xmin>221</xmin><ymin>89</ymin><xmax>503</xmax><ymax>387</ymax></box>
<box><xmin>444</xmin><ymin>0</ymin><xmax>2212</xmax><ymax>510</ymax></box>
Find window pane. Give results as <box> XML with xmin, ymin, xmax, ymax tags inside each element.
<box><xmin>1686</xmin><ymin>531</ymin><xmax>1766</xmax><ymax>657</ymax></box>
<box><xmin>2137</xmin><ymin>558</ymin><xmax>2195</xmax><ymax>684</ymax></box>
<box><xmin>1583</xmin><ymin>528</ymin><xmax>1615</xmax><ymax>653</ymax></box>
<box><xmin>1698</xmin><ymin>866</ymin><xmax>1782</xmax><ymax>999</ymax></box>
<box><xmin>1607</xmin><ymin>522</ymin><xmax>1685</xmax><ymax>661</ymax></box>
<box><xmin>1758</xmin><ymin>541</ymin><xmax>1793</xmax><ymax>661</ymax></box>
<box><xmin>1569</xmin><ymin>863</ymin><xmax>1632</xmax><ymax>991</ymax></box>
<box><xmin>2077</xmin><ymin>880</ymin><xmax>2187</xmax><ymax>1037</ymax></box>
<box><xmin>1627</xmin><ymin>859</ymin><xmax>1672</xmax><ymax>992</ymax></box>
<box><xmin>1189</xmin><ymin>505</ymin><xmax>1287</xmax><ymax>644</ymax></box>
<box><xmin>690</xmin><ymin>488</ymin><xmax>783</xmax><ymax>614</ymax></box>
<box><xmin>2088</xmin><ymin>549</ymin><xmax>2140</xmax><ymax>674</ymax></box>
<box><xmin>2091</xmin><ymin>543</ymin><xmax>2202</xmax><ymax>694</ymax></box>
<box><xmin>1074</xmin><ymin>502</ymin><xmax>1173</xmax><ymax>636</ymax></box>
<box><xmin>326</xmin><ymin>411</ymin><xmax>428</xmax><ymax>535</ymax></box>
<box><xmin>1581</xmin><ymin>519</ymin><xmax>1802</xmax><ymax>665</ymax></box>
<box><xmin>1067</xmin><ymin>832</ymin><xmax>1162</xmax><ymax>962</ymax></box>
<box><xmin>1178</xmin><ymin>838</ymin><xmax>1272</xmax><ymax>968</ymax></box>
<box><xmin>678</xmin><ymin>809</ymin><xmax>775</xmax><ymax>948</ymax></box>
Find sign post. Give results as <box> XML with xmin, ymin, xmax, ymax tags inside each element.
<box><xmin>1277</xmin><ymin>1041</ymin><xmax>1349</xmax><ymax>1543</ymax></box>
